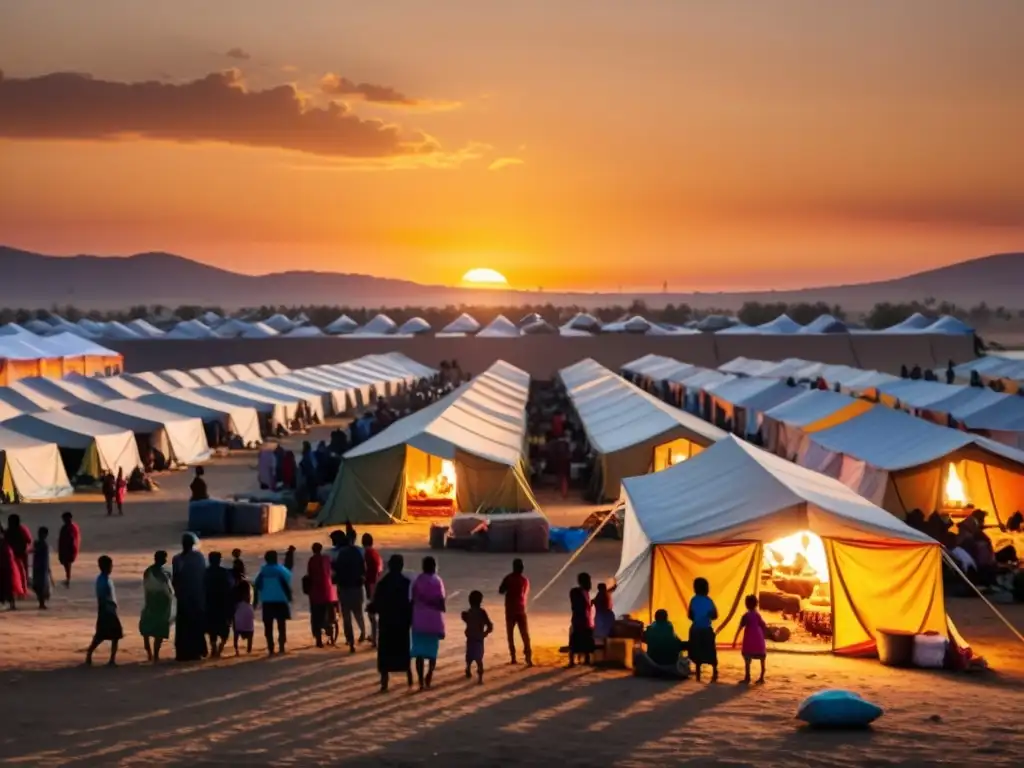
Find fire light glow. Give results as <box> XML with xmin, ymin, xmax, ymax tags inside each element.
<box><xmin>764</xmin><ymin>530</ymin><xmax>830</xmax><ymax>584</ymax></box>
<box><xmin>944</xmin><ymin>462</ymin><xmax>968</xmax><ymax>507</ymax></box>
<box><xmin>412</xmin><ymin>459</ymin><xmax>457</xmax><ymax>498</ymax></box>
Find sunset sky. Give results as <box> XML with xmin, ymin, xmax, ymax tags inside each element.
<box><xmin>1</xmin><ymin>1</ymin><xmax>1023</xmax><ymax>292</ymax></box>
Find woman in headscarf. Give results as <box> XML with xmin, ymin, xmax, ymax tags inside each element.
<box><xmin>140</xmin><ymin>550</ymin><xmax>174</xmax><ymax>662</ymax></box>
<box><xmin>367</xmin><ymin>554</ymin><xmax>413</xmax><ymax>692</ymax></box>
<box><xmin>410</xmin><ymin>556</ymin><xmax>446</xmax><ymax>690</ymax></box>
<box><xmin>171</xmin><ymin>532</ymin><xmax>208</xmax><ymax>661</ymax></box>
<box><xmin>0</xmin><ymin>526</ymin><xmax>27</xmax><ymax>610</ymax></box>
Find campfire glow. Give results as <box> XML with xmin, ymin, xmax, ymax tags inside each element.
<box><xmin>669</xmin><ymin>452</ymin><xmax>687</xmax><ymax>465</ymax></box>
<box><xmin>764</xmin><ymin>530</ymin><xmax>830</xmax><ymax>584</ymax></box>
<box><xmin>944</xmin><ymin>462</ymin><xmax>967</xmax><ymax>507</ymax></box>
<box><xmin>412</xmin><ymin>459</ymin><xmax>457</xmax><ymax>498</ymax></box>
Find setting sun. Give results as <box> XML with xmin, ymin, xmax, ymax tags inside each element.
<box><xmin>460</xmin><ymin>268</ymin><xmax>509</xmax><ymax>288</ymax></box>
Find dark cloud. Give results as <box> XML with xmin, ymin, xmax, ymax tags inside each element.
<box><xmin>225</xmin><ymin>47</ymin><xmax>251</xmax><ymax>61</ymax></box>
<box><xmin>319</xmin><ymin>73</ymin><xmax>459</xmax><ymax>110</ymax></box>
<box><xmin>0</xmin><ymin>69</ymin><xmax>441</xmax><ymax>159</ymax></box>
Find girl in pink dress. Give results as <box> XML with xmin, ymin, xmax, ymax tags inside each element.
<box><xmin>733</xmin><ymin>594</ymin><xmax>768</xmax><ymax>684</ymax></box>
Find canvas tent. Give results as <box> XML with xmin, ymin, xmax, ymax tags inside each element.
<box><xmin>477</xmin><ymin>315</ymin><xmax>520</xmax><ymax>338</ymax></box>
<box><xmin>356</xmin><ymin>314</ymin><xmax>397</xmax><ymax>335</ymax></box>
<box><xmin>761</xmin><ymin>390</ymin><xmax>874</xmax><ymax>459</ymax></box>
<box><xmin>318</xmin><ymin>361</ymin><xmax>537</xmax><ymax>524</ymax></box>
<box><xmin>440</xmin><ymin>313</ymin><xmax>481</xmax><ymax>335</ymax></box>
<box><xmin>0</xmin><ymin>427</ymin><xmax>74</xmax><ymax>501</ymax></box>
<box><xmin>197</xmin><ymin>385</ymin><xmax>295</xmax><ymax>432</ymax></box>
<box><xmin>701</xmin><ymin>377</ymin><xmax>803</xmax><ymax>436</ymax></box>
<box><xmin>121</xmin><ymin>372</ymin><xmax>179</xmax><ymax>394</ymax></box>
<box><xmin>325</xmin><ymin>314</ymin><xmax>359</xmax><ymax>335</ymax></box>
<box><xmin>882</xmin><ymin>313</ymin><xmax>933</xmax><ymax>333</ymax></box>
<box><xmin>801</xmin><ymin>314</ymin><xmax>849</xmax><ymax>334</ymax></box>
<box><xmin>2</xmin><ymin>411</ymin><xmax>141</xmax><ymax>481</ymax></box>
<box><xmin>755</xmin><ymin>314</ymin><xmax>803</xmax><ymax>334</ymax></box>
<box><xmin>397</xmin><ymin>317</ymin><xmax>432</xmax><ymax>335</ymax></box>
<box><xmin>797</xmin><ymin>405</ymin><xmax>1024</xmax><ymax>524</ymax></box>
<box><xmin>559</xmin><ymin>359</ymin><xmax>726</xmax><ymax>501</ymax></box>
<box><xmin>613</xmin><ymin>435</ymin><xmax>945</xmax><ymax>655</ymax></box>
<box><xmin>8</xmin><ymin>376</ymin><xmax>109</xmax><ymax>408</ymax></box>
<box><xmin>227</xmin><ymin>379</ymin><xmax>324</xmax><ymax>422</ymax></box>
<box><xmin>65</xmin><ymin>400</ymin><xmax>211</xmax><ymax>466</ymax></box>
<box><xmin>140</xmin><ymin>390</ymin><xmax>262</xmax><ymax>447</ymax></box>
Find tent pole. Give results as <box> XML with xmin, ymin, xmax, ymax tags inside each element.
<box><xmin>531</xmin><ymin>503</ymin><xmax>620</xmax><ymax>603</ymax></box>
<box><xmin>941</xmin><ymin>550</ymin><xmax>1024</xmax><ymax>646</ymax></box>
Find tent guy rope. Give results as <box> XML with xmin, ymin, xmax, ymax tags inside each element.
<box><xmin>531</xmin><ymin>505</ymin><xmax>619</xmax><ymax>603</ymax></box>
<box><xmin>941</xmin><ymin>549</ymin><xmax>1024</xmax><ymax>646</ymax></box>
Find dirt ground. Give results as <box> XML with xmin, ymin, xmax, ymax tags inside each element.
<box><xmin>1</xmin><ymin>423</ymin><xmax>1023</xmax><ymax>767</ymax></box>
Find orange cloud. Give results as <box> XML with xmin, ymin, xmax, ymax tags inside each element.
<box><xmin>319</xmin><ymin>72</ymin><xmax>460</xmax><ymax>111</ymax></box>
<box><xmin>225</xmin><ymin>47</ymin><xmax>251</xmax><ymax>61</ymax></box>
<box><xmin>0</xmin><ymin>69</ymin><xmax>446</xmax><ymax>159</ymax></box>
<box><xmin>488</xmin><ymin>157</ymin><xmax>524</xmax><ymax>172</ymax></box>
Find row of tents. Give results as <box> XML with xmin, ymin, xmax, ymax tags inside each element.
<box><xmin>0</xmin><ymin>353</ymin><xmax>436</xmax><ymax>502</ymax></box>
<box><xmin>618</xmin><ymin>354</ymin><xmax>1024</xmax><ymax>526</ymax></box>
<box><xmin>3</xmin><ymin>309</ymin><xmax>976</xmax><ymax>343</ymax></box>
<box><xmin>0</xmin><ymin>327</ymin><xmax>123</xmax><ymax>384</ymax></box>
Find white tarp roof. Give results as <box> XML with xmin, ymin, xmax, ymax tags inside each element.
<box><xmin>802</xmin><ymin>405</ymin><xmax>1024</xmax><ymax>472</ymax></box>
<box><xmin>126</xmin><ymin>319</ymin><xmax>165</xmax><ymax>338</ymax></box>
<box><xmin>264</xmin><ymin>314</ymin><xmax>296</xmax><ymax>333</ymax></box>
<box><xmin>227</xmin><ymin>364</ymin><xmax>258</xmax><ymax>380</ymax></box>
<box><xmin>5</xmin><ymin>379</ymin><xmax>73</xmax><ymax>410</ymax></box>
<box><xmin>70</xmin><ymin>374</ymin><xmax>151</xmax><ymax>401</ymax></box>
<box><xmin>357</xmin><ymin>314</ymin><xmax>397</xmax><ymax>335</ymax></box>
<box><xmin>66</xmin><ymin>400</ymin><xmax>212</xmax><ymax>465</ymax></box>
<box><xmin>559</xmin><ymin>360</ymin><xmax>725</xmax><ymax>454</ymax></box>
<box><xmin>477</xmin><ymin>315</ymin><xmax>520</xmax><ymax>338</ymax></box>
<box><xmin>441</xmin><ymin>313</ymin><xmax>481</xmax><ymax>334</ymax></box>
<box><xmin>0</xmin><ymin>426</ymin><xmax>74</xmax><ymax>500</ymax></box>
<box><xmin>755</xmin><ymin>314</ymin><xmax>803</xmax><ymax>334</ymax></box>
<box><xmin>671</xmin><ymin>368</ymin><xmax>736</xmax><ymax>389</ymax></box>
<box><xmin>228</xmin><ymin>379</ymin><xmax>324</xmax><ymax>421</ymax></box>
<box><xmin>325</xmin><ymin>314</ymin><xmax>359</xmax><ymax>334</ymax></box>
<box><xmin>2</xmin><ymin>411</ymin><xmax>141</xmax><ymax>476</ymax></box>
<box><xmin>704</xmin><ymin>377</ymin><xmax>803</xmax><ymax>412</ymax></box>
<box><xmin>165</xmin><ymin>319</ymin><xmax>218</xmax><ymax>339</ymax></box>
<box><xmin>564</xmin><ymin>312</ymin><xmax>602</xmax><ymax>332</ymax></box>
<box><xmin>397</xmin><ymin>317</ymin><xmax>432</xmax><ymax>335</ymax></box>
<box><xmin>266</xmin><ymin>360</ymin><xmax>290</xmax><ymax>375</ymax></box>
<box><xmin>249</xmin><ymin>362</ymin><xmax>275</xmax><ymax>378</ymax></box>
<box><xmin>140</xmin><ymin>391</ymin><xmax>262</xmax><ymax>447</ymax></box>
<box><xmin>614</xmin><ymin>436</ymin><xmax>933</xmax><ymax>613</ymax></box>
<box><xmin>924</xmin><ymin>315</ymin><xmax>973</xmax><ymax>335</ymax></box>
<box><xmin>763</xmin><ymin>390</ymin><xmax>862</xmax><ymax>427</ymax></box>
<box><xmin>285</xmin><ymin>326</ymin><xmax>324</xmax><ymax>337</ymax></box>
<box><xmin>882</xmin><ymin>313</ymin><xmax>933</xmax><ymax>333</ymax></box>
<box><xmin>186</xmin><ymin>368</ymin><xmax>224</xmax><ymax>387</ymax></box>
<box><xmin>345</xmin><ymin>360</ymin><xmax>530</xmax><ymax>466</ymax></box>
<box><xmin>157</xmin><ymin>370</ymin><xmax>203</xmax><ymax>389</ymax></box>
<box><xmin>801</xmin><ymin>314</ymin><xmax>849</xmax><ymax>334</ymax></box>
<box><xmin>121</xmin><ymin>371</ymin><xmax>179</xmax><ymax>394</ymax></box>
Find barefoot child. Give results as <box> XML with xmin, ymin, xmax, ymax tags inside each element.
<box><xmin>733</xmin><ymin>595</ymin><xmax>767</xmax><ymax>684</ymax></box>
<box><xmin>462</xmin><ymin>590</ymin><xmax>494</xmax><ymax>683</ymax></box>
<box><xmin>86</xmin><ymin>556</ymin><xmax>122</xmax><ymax>666</ymax></box>
<box><xmin>231</xmin><ymin>561</ymin><xmax>255</xmax><ymax>655</ymax></box>
<box><xmin>58</xmin><ymin>512</ymin><xmax>80</xmax><ymax>588</ymax></box>
<box><xmin>688</xmin><ymin>577</ymin><xmax>718</xmax><ymax>682</ymax></box>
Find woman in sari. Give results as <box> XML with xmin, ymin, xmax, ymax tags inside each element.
<box><xmin>410</xmin><ymin>556</ymin><xmax>446</xmax><ymax>690</ymax></box>
<box><xmin>172</xmin><ymin>533</ymin><xmax>208</xmax><ymax>661</ymax></box>
<box><xmin>367</xmin><ymin>554</ymin><xmax>413</xmax><ymax>692</ymax></box>
<box><xmin>0</xmin><ymin>528</ymin><xmax>27</xmax><ymax>610</ymax></box>
<box><xmin>140</xmin><ymin>550</ymin><xmax>174</xmax><ymax>662</ymax></box>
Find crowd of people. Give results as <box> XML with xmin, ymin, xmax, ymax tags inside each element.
<box><xmin>0</xmin><ymin>512</ymin><xmax>81</xmax><ymax>610</ymax></box>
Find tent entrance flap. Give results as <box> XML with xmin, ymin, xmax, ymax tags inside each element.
<box><xmin>405</xmin><ymin>445</ymin><xmax>457</xmax><ymax>517</ymax></box>
<box><xmin>653</xmin><ymin>438</ymin><xmax>702</xmax><ymax>472</ymax></box>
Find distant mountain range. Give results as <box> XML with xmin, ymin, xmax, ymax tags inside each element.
<box><xmin>2</xmin><ymin>245</ymin><xmax>1022</xmax><ymax>312</ymax></box>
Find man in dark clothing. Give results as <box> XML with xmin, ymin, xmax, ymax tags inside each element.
<box><xmin>332</xmin><ymin>536</ymin><xmax>367</xmax><ymax>652</ymax></box>
<box><xmin>190</xmin><ymin>467</ymin><xmax>209</xmax><ymax>502</ymax></box>
<box><xmin>498</xmin><ymin>558</ymin><xmax>532</xmax><ymax>666</ymax></box>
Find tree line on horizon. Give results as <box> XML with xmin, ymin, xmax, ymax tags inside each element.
<box><xmin>0</xmin><ymin>298</ymin><xmax>1019</xmax><ymax>332</ymax></box>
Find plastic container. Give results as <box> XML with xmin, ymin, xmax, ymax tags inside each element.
<box><xmin>912</xmin><ymin>633</ymin><xmax>948</xmax><ymax>669</ymax></box>
<box><xmin>876</xmin><ymin>628</ymin><xmax>916</xmax><ymax>667</ymax></box>
<box><xmin>429</xmin><ymin>524</ymin><xmax>449</xmax><ymax>550</ymax></box>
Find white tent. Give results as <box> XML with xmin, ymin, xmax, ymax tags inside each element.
<box><xmin>881</xmin><ymin>313</ymin><xmax>933</xmax><ymax>333</ymax></box>
<box><xmin>325</xmin><ymin>314</ymin><xmax>360</xmax><ymax>335</ymax></box>
<box><xmin>126</xmin><ymin>319</ymin><xmax>166</xmax><ymax>338</ymax></box>
<box><xmin>140</xmin><ymin>390</ymin><xmax>262</xmax><ymax>447</ymax></box>
<box><xmin>68</xmin><ymin>373</ymin><xmax>156</xmax><ymax>401</ymax></box>
<box><xmin>923</xmin><ymin>315</ymin><xmax>973</xmax><ymax>335</ymax></box>
<box><xmin>285</xmin><ymin>326</ymin><xmax>325</xmax><ymax>338</ymax></box>
<box><xmin>220</xmin><ymin>379</ymin><xmax>324</xmax><ymax>422</ymax></box>
<box><xmin>613</xmin><ymin>435</ymin><xmax>944</xmax><ymax>653</ymax></box>
<box><xmin>263</xmin><ymin>314</ymin><xmax>296</xmax><ymax>333</ymax></box>
<box><xmin>563</xmin><ymin>312</ymin><xmax>603</xmax><ymax>332</ymax></box>
<box><xmin>121</xmin><ymin>371</ymin><xmax>179</xmax><ymax>394</ymax></box>
<box><xmin>185</xmin><ymin>368</ymin><xmax>223</xmax><ymax>387</ymax></box>
<box><xmin>397</xmin><ymin>317</ymin><xmax>432</xmax><ymax>335</ymax></box>
<box><xmin>157</xmin><ymin>370</ymin><xmax>204</xmax><ymax>389</ymax></box>
<box><xmin>266</xmin><ymin>360</ymin><xmax>290</xmax><ymax>376</ymax></box>
<box><xmin>2</xmin><ymin>411</ymin><xmax>141</xmax><ymax>480</ymax></box>
<box><xmin>356</xmin><ymin>314</ymin><xmax>397</xmax><ymax>335</ymax></box>
<box><xmin>0</xmin><ymin>427</ymin><xmax>74</xmax><ymax>500</ymax></box>
<box><xmin>227</xmin><ymin>364</ymin><xmax>258</xmax><ymax>381</ymax></box>
<box><xmin>248</xmin><ymin>361</ymin><xmax>275</xmax><ymax>378</ymax></box>
<box><xmin>755</xmin><ymin>314</ymin><xmax>803</xmax><ymax>334</ymax></box>
<box><xmin>801</xmin><ymin>315</ymin><xmax>848</xmax><ymax>334</ymax></box>
<box><xmin>196</xmin><ymin>385</ymin><xmax>293</xmax><ymax>432</ymax></box>
<box><xmin>99</xmin><ymin>321</ymin><xmax>143</xmax><ymax>340</ymax></box>
<box><xmin>477</xmin><ymin>315</ymin><xmax>520</xmax><ymax>338</ymax></box>
<box><xmin>242</xmin><ymin>321</ymin><xmax>281</xmax><ymax>338</ymax></box>
<box><xmin>521</xmin><ymin>319</ymin><xmax>556</xmax><ymax>335</ymax></box>
<box><xmin>559</xmin><ymin>359</ymin><xmax>726</xmax><ymax>500</ymax></box>
<box><xmin>761</xmin><ymin>390</ymin><xmax>875</xmax><ymax>459</ymax></box>
<box><xmin>5</xmin><ymin>379</ymin><xmax>73</xmax><ymax>410</ymax></box>
<box><xmin>440</xmin><ymin>313</ymin><xmax>481</xmax><ymax>335</ymax></box>
<box><xmin>696</xmin><ymin>315</ymin><xmax>739</xmax><ymax>332</ymax></box>
<box><xmin>165</xmin><ymin>319</ymin><xmax>218</xmax><ymax>340</ymax></box>
<box><xmin>66</xmin><ymin>400</ymin><xmax>211</xmax><ymax>466</ymax></box>
<box><xmin>702</xmin><ymin>377</ymin><xmax>803</xmax><ymax>435</ymax></box>
<box><xmin>200</xmin><ymin>311</ymin><xmax>223</xmax><ymax>327</ymax></box>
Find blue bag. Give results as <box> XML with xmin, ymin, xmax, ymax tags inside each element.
<box><xmin>796</xmin><ymin>690</ymin><xmax>883</xmax><ymax>728</ymax></box>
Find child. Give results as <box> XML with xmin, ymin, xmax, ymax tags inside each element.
<box><xmin>593</xmin><ymin>581</ymin><xmax>617</xmax><ymax>642</ymax></box>
<box><xmin>568</xmin><ymin>572</ymin><xmax>595</xmax><ymax>668</ymax></box>
<box><xmin>462</xmin><ymin>590</ymin><xmax>494</xmax><ymax>683</ymax></box>
<box><xmin>205</xmin><ymin>552</ymin><xmax>234</xmax><ymax>658</ymax></box>
<box><xmin>31</xmin><ymin>526</ymin><xmax>55</xmax><ymax>609</ymax></box>
<box><xmin>231</xmin><ymin>560</ymin><xmax>255</xmax><ymax>655</ymax></box>
<box><xmin>231</xmin><ymin>548</ymin><xmax>244</xmax><ymax>573</ymax></box>
<box><xmin>688</xmin><ymin>577</ymin><xmax>718</xmax><ymax>682</ymax></box>
<box><xmin>58</xmin><ymin>511</ymin><xmax>80</xmax><ymax>588</ymax></box>
<box><xmin>733</xmin><ymin>595</ymin><xmax>768</xmax><ymax>685</ymax></box>
<box><xmin>284</xmin><ymin>545</ymin><xmax>296</xmax><ymax>572</ymax></box>
<box><xmin>86</xmin><ymin>556</ymin><xmax>122</xmax><ymax>666</ymax></box>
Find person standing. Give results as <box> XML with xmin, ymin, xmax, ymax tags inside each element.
<box><xmin>568</xmin><ymin>572</ymin><xmax>595</xmax><ymax>668</ymax></box>
<box><xmin>31</xmin><ymin>526</ymin><xmax>54</xmax><ymax>610</ymax></box>
<box><xmin>410</xmin><ymin>556</ymin><xmax>446</xmax><ymax>690</ymax></box>
<box><xmin>5</xmin><ymin>514</ymin><xmax>32</xmax><ymax>589</ymax></box>
<box><xmin>85</xmin><ymin>556</ymin><xmax>122</xmax><ymax>666</ymax></box>
<box><xmin>362</xmin><ymin>533</ymin><xmax>383</xmax><ymax>648</ymax></box>
<box><xmin>306</xmin><ymin>542</ymin><xmax>337</xmax><ymax>648</ymax></box>
<box><xmin>367</xmin><ymin>554</ymin><xmax>413</xmax><ymax>692</ymax></box>
<box><xmin>57</xmin><ymin>512</ymin><xmax>80</xmax><ymax>588</ymax></box>
<box><xmin>115</xmin><ymin>468</ymin><xmax>127</xmax><ymax>515</ymax></box>
<box><xmin>190</xmin><ymin>467</ymin><xmax>210</xmax><ymax>501</ymax></box>
<box><xmin>204</xmin><ymin>552</ymin><xmax>234</xmax><ymax>658</ymax></box>
<box><xmin>171</xmin><ymin>533</ymin><xmax>208</xmax><ymax>661</ymax></box>
<box><xmin>332</xmin><ymin>534</ymin><xmax>366</xmax><ymax>652</ymax></box>
<box><xmin>0</xmin><ymin>527</ymin><xmax>27</xmax><ymax>610</ymax></box>
<box><xmin>140</xmin><ymin>550</ymin><xmax>174</xmax><ymax>662</ymax></box>
<box><xmin>498</xmin><ymin>558</ymin><xmax>532</xmax><ymax>666</ymax></box>
<box><xmin>101</xmin><ymin>471</ymin><xmax>116</xmax><ymax>516</ymax></box>
<box><xmin>254</xmin><ymin>550</ymin><xmax>292</xmax><ymax>655</ymax></box>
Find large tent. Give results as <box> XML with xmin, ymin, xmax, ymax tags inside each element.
<box><xmin>121</xmin><ymin>371</ymin><xmax>180</xmax><ymax>394</ymax></box>
<box><xmin>318</xmin><ymin>361</ymin><xmax>537</xmax><ymax>524</ymax></box>
<box><xmin>8</xmin><ymin>376</ymin><xmax>109</xmax><ymax>408</ymax></box>
<box><xmin>2</xmin><ymin>411</ymin><xmax>141</xmax><ymax>481</ymax></box>
<box><xmin>559</xmin><ymin>359</ymin><xmax>726</xmax><ymax>501</ymax></box>
<box><xmin>701</xmin><ymin>377</ymin><xmax>803</xmax><ymax>435</ymax></box>
<box><xmin>195</xmin><ymin>385</ymin><xmax>293</xmax><ymax>433</ymax></box>
<box><xmin>613</xmin><ymin>435</ymin><xmax>945</xmax><ymax>655</ymax></box>
<box><xmin>797</xmin><ymin>405</ymin><xmax>1024</xmax><ymax>524</ymax></box>
<box><xmin>65</xmin><ymin>400</ymin><xmax>212</xmax><ymax>466</ymax></box>
<box><xmin>227</xmin><ymin>379</ymin><xmax>324</xmax><ymax>422</ymax></box>
<box><xmin>761</xmin><ymin>390</ymin><xmax>874</xmax><ymax>459</ymax></box>
<box><xmin>140</xmin><ymin>390</ymin><xmax>262</xmax><ymax>447</ymax></box>
<box><xmin>0</xmin><ymin>427</ymin><xmax>74</xmax><ymax>501</ymax></box>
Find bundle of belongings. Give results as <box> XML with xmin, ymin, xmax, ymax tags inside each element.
<box><xmin>582</xmin><ymin>508</ymin><xmax>623</xmax><ymax>540</ymax></box>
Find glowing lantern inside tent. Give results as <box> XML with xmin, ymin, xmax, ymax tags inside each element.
<box><xmin>669</xmin><ymin>452</ymin><xmax>687</xmax><ymax>465</ymax></box>
<box><xmin>944</xmin><ymin>462</ymin><xmax>967</xmax><ymax>507</ymax></box>
<box><xmin>412</xmin><ymin>459</ymin><xmax>457</xmax><ymax>499</ymax></box>
<box><xmin>764</xmin><ymin>531</ymin><xmax>830</xmax><ymax>584</ymax></box>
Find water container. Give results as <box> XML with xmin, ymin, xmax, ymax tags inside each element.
<box><xmin>876</xmin><ymin>628</ymin><xmax>915</xmax><ymax>667</ymax></box>
<box><xmin>912</xmin><ymin>633</ymin><xmax>948</xmax><ymax>669</ymax></box>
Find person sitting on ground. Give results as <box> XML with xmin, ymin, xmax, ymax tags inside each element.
<box><xmin>634</xmin><ymin>609</ymin><xmax>688</xmax><ymax>679</ymax></box>
<box><xmin>189</xmin><ymin>467</ymin><xmax>210</xmax><ymax>502</ymax></box>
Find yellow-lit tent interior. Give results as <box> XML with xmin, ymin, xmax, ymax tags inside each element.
<box><xmin>558</xmin><ymin>359</ymin><xmax>726</xmax><ymax>501</ymax></box>
<box><xmin>317</xmin><ymin>361</ymin><xmax>539</xmax><ymax>524</ymax></box>
<box><xmin>797</xmin><ymin>405</ymin><xmax>1024</xmax><ymax>525</ymax></box>
<box><xmin>614</xmin><ymin>436</ymin><xmax>946</xmax><ymax>655</ymax></box>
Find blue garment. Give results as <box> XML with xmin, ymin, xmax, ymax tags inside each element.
<box><xmin>95</xmin><ymin>572</ymin><xmax>117</xmax><ymax>607</ymax></box>
<box><xmin>689</xmin><ymin>594</ymin><xmax>716</xmax><ymax>630</ymax></box>
<box><xmin>255</xmin><ymin>563</ymin><xmax>292</xmax><ymax>604</ymax></box>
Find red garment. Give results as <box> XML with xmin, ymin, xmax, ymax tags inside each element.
<box><xmin>500</xmin><ymin>572</ymin><xmax>530</xmax><ymax>616</ymax></box>
<box><xmin>281</xmin><ymin>451</ymin><xmax>297</xmax><ymax>489</ymax></box>
<box><xmin>58</xmin><ymin>522</ymin><xmax>81</xmax><ymax>565</ymax></box>
<box><xmin>551</xmin><ymin>413</ymin><xmax>566</xmax><ymax>438</ymax></box>
<box><xmin>364</xmin><ymin>547</ymin><xmax>383</xmax><ymax>588</ymax></box>
<box><xmin>0</xmin><ymin>540</ymin><xmax>26</xmax><ymax>601</ymax></box>
<box><xmin>306</xmin><ymin>553</ymin><xmax>336</xmax><ymax>605</ymax></box>
<box><xmin>116</xmin><ymin>478</ymin><xmax>127</xmax><ymax>504</ymax></box>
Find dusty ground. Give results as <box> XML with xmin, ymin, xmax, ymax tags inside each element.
<box><xmin>1</xmin><ymin>423</ymin><xmax>1023</xmax><ymax>767</ymax></box>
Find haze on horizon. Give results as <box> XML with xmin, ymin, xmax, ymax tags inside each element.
<box><xmin>1</xmin><ymin>1</ymin><xmax>1022</xmax><ymax>293</ymax></box>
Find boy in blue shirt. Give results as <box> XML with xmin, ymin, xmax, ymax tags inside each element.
<box><xmin>85</xmin><ymin>555</ymin><xmax>122</xmax><ymax>666</ymax></box>
<box><xmin>254</xmin><ymin>550</ymin><xmax>292</xmax><ymax>655</ymax></box>
<box><xmin>688</xmin><ymin>577</ymin><xmax>718</xmax><ymax>682</ymax></box>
